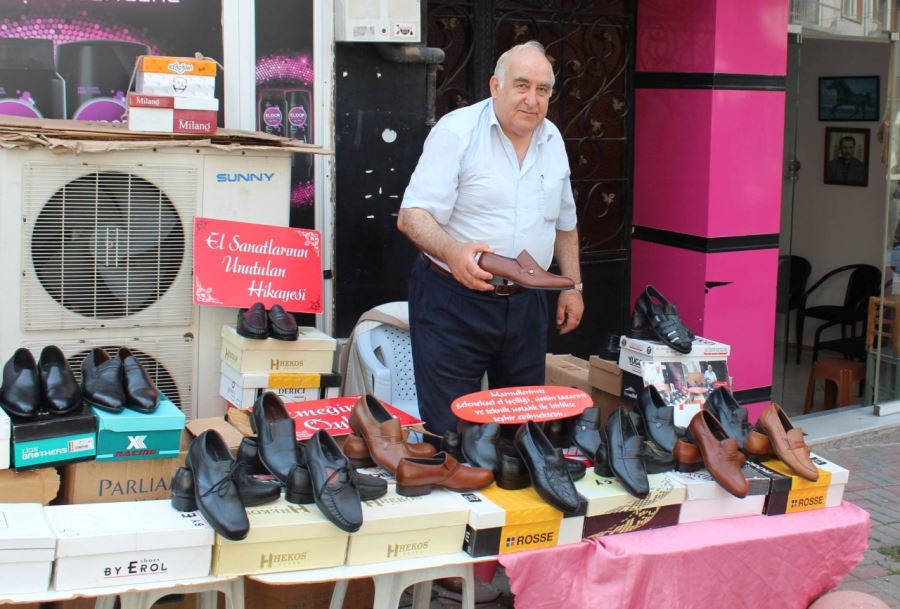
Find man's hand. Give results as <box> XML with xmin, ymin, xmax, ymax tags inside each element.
<box><xmin>556</xmin><ymin>289</ymin><xmax>583</xmax><ymax>334</ymax></box>
<box><xmin>446</xmin><ymin>242</ymin><xmax>495</xmax><ymax>291</ymax></box>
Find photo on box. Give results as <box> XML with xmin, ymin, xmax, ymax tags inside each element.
<box><xmin>641</xmin><ymin>360</ymin><xmax>730</xmax><ymax>408</ymax></box>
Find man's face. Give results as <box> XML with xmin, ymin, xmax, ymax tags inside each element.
<box><xmin>489</xmin><ymin>48</ymin><xmax>553</xmax><ymax>141</ymax></box>
<box><xmin>840</xmin><ymin>139</ymin><xmax>856</xmax><ymax>159</ymax></box>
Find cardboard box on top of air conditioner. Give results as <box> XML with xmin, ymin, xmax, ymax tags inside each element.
<box><xmin>184</xmin><ymin>417</ymin><xmax>245</xmax><ymax>452</ymax></box>
<box><xmin>0</xmin><ymin>467</ymin><xmax>59</xmax><ymax>504</ymax></box>
<box><xmin>93</xmin><ymin>396</ymin><xmax>185</xmax><ymax>462</ymax></box>
<box><xmin>747</xmin><ymin>453</ymin><xmax>849</xmax><ymax>516</ymax></box>
<box><xmin>58</xmin><ymin>451</ymin><xmax>186</xmax><ymax>504</ymax></box>
<box><xmin>0</xmin><ymin>408</ymin><xmax>9</xmax><ymax>470</ymax></box>
<box><xmin>576</xmin><ymin>471</ymin><xmax>685</xmax><ymax>538</ymax></box>
<box><xmin>671</xmin><ymin>465</ymin><xmax>770</xmax><ymax>524</ymax></box>
<box><xmin>219</xmin><ymin>362</ymin><xmax>341</xmax><ymax>409</ymax></box>
<box><xmin>462</xmin><ymin>484</ymin><xmax>585</xmax><ymax>557</ymax></box>
<box><xmin>127</xmin><ymin>93</ymin><xmax>219</xmax><ymax>135</ymax></box>
<box><xmin>135</xmin><ymin>56</ymin><xmax>217</xmax><ymax>99</ymax></box>
<box><xmin>220</xmin><ymin>325</ymin><xmax>337</xmax><ymax>374</ymax></box>
<box><xmin>0</xmin><ymin>503</ymin><xmax>56</xmax><ymax>594</ymax></box>
<box><xmin>212</xmin><ymin>497</ymin><xmax>348</xmax><ymax>576</ymax></box>
<box><xmin>45</xmin><ymin>500</ymin><xmax>213</xmax><ymax>590</ymax></box>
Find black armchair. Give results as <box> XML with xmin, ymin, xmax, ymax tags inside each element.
<box><xmin>795</xmin><ymin>264</ymin><xmax>881</xmax><ymax>364</ymax></box>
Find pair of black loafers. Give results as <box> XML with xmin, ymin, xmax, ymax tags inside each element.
<box><xmin>0</xmin><ymin>346</ymin><xmax>82</xmax><ymax>418</ymax></box>
<box><xmin>81</xmin><ymin>347</ymin><xmax>160</xmax><ymax>414</ymax></box>
<box><xmin>237</xmin><ymin>302</ymin><xmax>299</xmax><ymax>340</ymax></box>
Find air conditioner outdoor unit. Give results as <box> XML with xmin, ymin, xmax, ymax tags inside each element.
<box><xmin>0</xmin><ymin>146</ymin><xmax>292</xmax><ymax>419</ymax></box>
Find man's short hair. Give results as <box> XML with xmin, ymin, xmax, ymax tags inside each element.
<box><xmin>840</xmin><ymin>135</ymin><xmax>857</xmax><ymax>146</ymax></box>
<box><xmin>494</xmin><ymin>40</ymin><xmax>555</xmax><ymax>89</ymax></box>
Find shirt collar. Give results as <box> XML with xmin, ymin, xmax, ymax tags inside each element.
<box><xmin>487</xmin><ymin>98</ymin><xmax>553</xmax><ymax>145</ymax></box>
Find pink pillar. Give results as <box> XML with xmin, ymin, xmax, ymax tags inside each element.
<box><xmin>632</xmin><ymin>0</ymin><xmax>789</xmax><ymax>420</ymax></box>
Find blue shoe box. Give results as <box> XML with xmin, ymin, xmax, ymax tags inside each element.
<box><xmin>11</xmin><ymin>405</ymin><xmax>97</xmax><ymax>471</ymax></box>
<box><xmin>93</xmin><ymin>396</ymin><xmax>185</xmax><ymax>462</ymax></box>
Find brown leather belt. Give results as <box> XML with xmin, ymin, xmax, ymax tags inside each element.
<box><xmin>420</xmin><ymin>253</ymin><xmax>521</xmax><ymax>295</ymax></box>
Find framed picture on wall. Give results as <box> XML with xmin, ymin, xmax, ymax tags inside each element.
<box><xmin>818</xmin><ymin>76</ymin><xmax>879</xmax><ymax>121</ymax></box>
<box><xmin>824</xmin><ymin>127</ymin><xmax>869</xmax><ymax>187</ymax></box>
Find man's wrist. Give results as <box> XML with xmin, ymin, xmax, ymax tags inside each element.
<box><xmin>572</xmin><ymin>282</ymin><xmax>583</xmax><ymax>293</ymax></box>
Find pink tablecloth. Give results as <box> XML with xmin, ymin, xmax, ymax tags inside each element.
<box><xmin>500</xmin><ymin>502</ymin><xmax>869</xmax><ymax>609</ymax></box>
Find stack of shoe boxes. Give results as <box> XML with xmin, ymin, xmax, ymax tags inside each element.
<box><xmin>672</xmin><ymin>465</ymin><xmax>771</xmax><ymax>523</ymax></box>
<box><xmin>576</xmin><ymin>471</ymin><xmax>686</xmax><ymax>538</ymax></box>
<box><xmin>0</xmin><ymin>407</ymin><xmax>8</xmax><ymax>470</ymax></box>
<box><xmin>219</xmin><ymin>324</ymin><xmax>338</xmax><ymax>409</ymax></box>
<box><xmin>10</xmin><ymin>406</ymin><xmax>97</xmax><ymax>471</ymax></box>
<box><xmin>0</xmin><ymin>503</ymin><xmax>56</xmax><ymax>594</ymax></box>
<box><xmin>128</xmin><ymin>55</ymin><xmax>218</xmax><ymax>134</ymax></box>
<box><xmin>748</xmin><ymin>453</ymin><xmax>849</xmax><ymax>515</ymax></box>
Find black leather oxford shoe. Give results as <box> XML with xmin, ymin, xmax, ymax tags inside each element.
<box><xmin>236</xmin><ymin>437</ymin><xmax>269</xmax><ymax>476</ymax></box>
<box><xmin>461</xmin><ymin>423</ymin><xmax>500</xmax><ymax>471</ymax></box>
<box><xmin>514</xmin><ymin>421</ymin><xmax>580</xmax><ymax>514</ymax></box>
<box><xmin>251</xmin><ymin>392</ymin><xmax>301</xmax><ymax>484</ymax></box>
<box><xmin>495</xmin><ymin>447</ymin><xmax>531</xmax><ymax>490</ymax></box>
<box><xmin>641</xmin><ymin>439</ymin><xmax>676</xmax><ymax>474</ymax></box>
<box><xmin>607</xmin><ymin>407</ymin><xmax>650</xmax><ymax>498</ymax></box>
<box><xmin>287</xmin><ymin>441</ymin><xmax>387</xmax><ymax>504</ymax></box>
<box><xmin>119</xmin><ymin>348</ymin><xmax>159</xmax><ymax>414</ymax></box>
<box><xmin>267</xmin><ymin>304</ymin><xmax>299</xmax><ymax>341</ymax></box>
<box><xmin>81</xmin><ymin>348</ymin><xmax>125</xmax><ymax>413</ymax></box>
<box><xmin>637</xmin><ymin>386</ymin><xmax>677</xmax><ymax>453</ymax></box>
<box><xmin>186</xmin><ymin>430</ymin><xmax>249</xmax><ymax>541</ymax></box>
<box><xmin>0</xmin><ymin>348</ymin><xmax>41</xmax><ymax>418</ymax></box>
<box><xmin>236</xmin><ymin>302</ymin><xmax>269</xmax><ymax>339</ymax></box>
<box><xmin>304</xmin><ymin>430</ymin><xmax>362</xmax><ymax>532</ymax></box>
<box><xmin>706</xmin><ymin>387</ymin><xmax>751</xmax><ymax>449</ymax></box>
<box><xmin>172</xmin><ymin>461</ymin><xmax>281</xmax><ymax>512</ymax></box>
<box><xmin>593</xmin><ymin>424</ymin><xmax>613</xmax><ymax>478</ymax></box>
<box><xmin>38</xmin><ymin>345</ymin><xmax>81</xmax><ymax>416</ymax></box>
<box><xmin>571</xmin><ymin>407</ymin><xmax>603</xmax><ymax>458</ymax></box>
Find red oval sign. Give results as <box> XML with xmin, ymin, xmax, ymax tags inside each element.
<box><xmin>451</xmin><ymin>385</ymin><xmax>592</xmax><ymax>424</ymax></box>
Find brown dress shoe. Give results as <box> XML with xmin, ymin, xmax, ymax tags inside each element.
<box><xmin>755</xmin><ymin>403</ymin><xmax>818</xmax><ymax>482</ymax></box>
<box><xmin>348</xmin><ymin>394</ymin><xmax>428</xmax><ymax>474</ymax></box>
<box><xmin>673</xmin><ymin>438</ymin><xmax>702</xmax><ymax>472</ymax></box>
<box><xmin>742</xmin><ymin>428</ymin><xmax>774</xmax><ymax>460</ymax></box>
<box><xmin>395</xmin><ymin>452</ymin><xmax>494</xmax><ymax>496</ymax></box>
<box><xmin>477</xmin><ymin>250</ymin><xmax>575</xmax><ymax>290</ymax></box>
<box><xmin>342</xmin><ymin>432</ymin><xmax>437</xmax><ymax>468</ymax></box>
<box><xmin>688</xmin><ymin>410</ymin><xmax>749</xmax><ymax>498</ymax></box>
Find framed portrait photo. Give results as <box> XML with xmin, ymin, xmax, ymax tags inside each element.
<box><xmin>819</xmin><ymin>76</ymin><xmax>879</xmax><ymax>121</ymax></box>
<box><xmin>823</xmin><ymin>127</ymin><xmax>869</xmax><ymax>187</ymax></box>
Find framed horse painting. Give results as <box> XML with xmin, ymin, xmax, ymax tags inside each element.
<box><xmin>819</xmin><ymin>76</ymin><xmax>879</xmax><ymax>121</ymax></box>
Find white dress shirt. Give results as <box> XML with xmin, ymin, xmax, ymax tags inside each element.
<box><xmin>401</xmin><ymin>97</ymin><xmax>577</xmax><ymax>271</ymax></box>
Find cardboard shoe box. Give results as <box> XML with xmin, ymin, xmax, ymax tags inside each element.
<box><xmin>11</xmin><ymin>405</ymin><xmax>96</xmax><ymax>471</ymax></box>
<box><xmin>212</xmin><ymin>497</ymin><xmax>348</xmax><ymax>576</ymax></box>
<box><xmin>59</xmin><ymin>451</ymin><xmax>186</xmax><ymax>504</ymax></box>
<box><xmin>219</xmin><ymin>362</ymin><xmax>340</xmax><ymax>409</ymax></box>
<box><xmin>588</xmin><ymin>356</ymin><xmax>623</xmax><ymax>423</ymax></box>
<box><xmin>671</xmin><ymin>465</ymin><xmax>770</xmax><ymax>524</ymax></box>
<box><xmin>45</xmin><ymin>500</ymin><xmax>213</xmax><ymax>590</ymax></box>
<box><xmin>577</xmin><ymin>471</ymin><xmax>685</xmax><ymax>538</ymax></box>
<box><xmin>0</xmin><ymin>467</ymin><xmax>59</xmax><ymax>504</ymax></box>
<box><xmin>220</xmin><ymin>325</ymin><xmax>337</xmax><ymax>374</ymax></box>
<box><xmin>348</xmin><ymin>489</ymin><xmax>469</xmax><ymax>565</ymax></box>
<box><xmin>545</xmin><ymin>354</ymin><xmax>592</xmax><ymax>393</ymax></box>
<box><xmin>0</xmin><ymin>503</ymin><xmax>56</xmax><ymax>593</ymax></box>
<box><xmin>749</xmin><ymin>453</ymin><xmax>849</xmax><ymax>515</ymax></box>
<box><xmin>94</xmin><ymin>397</ymin><xmax>185</xmax><ymax>462</ymax></box>
<box><xmin>462</xmin><ymin>484</ymin><xmax>585</xmax><ymax>557</ymax></box>
<box><xmin>0</xmin><ymin>408</ymin><xmax>9</xmax><ymax>470</ymax></box>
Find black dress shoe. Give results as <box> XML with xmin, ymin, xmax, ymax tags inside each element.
<box><xmin>81</xmin><ymin>348</ymin><xmax>125</xmax><ymax>413</ymax></box>
<box><xmin>171</xmin><ymin>462</ymin><xmax>281</xmax><ymax>511</ymax></box>
<box><xmin>495</xmin><ymin>448</ymin><xmax>531</xmax><ymax>490</ymax></box>
<box><xmin>544</xmin><ymin>419</ymin><xmax>571</xmax><ymax>449</ymax></box>
<box><xmin>565</xmin><ymin>459</ymin><xmax>586</xmax><ymax>481</ymax></box>
<box><xmin>441</xmin><ymin>429</ymin><xmax>464</xmax><ymax>463</ymax></box>
<box><xmin>607</xmin><ymin>408</ymin><xmax>650</xmax><ymax>498</ymax></box>
<box><xmin>514</xmin><ymin>421</ymin><xmax>580</xmax><ymax>514</ymax></box>
<box><xmin>236</xmin><ymin>437</ymin><xmax>269</xmax><ymax>476</ymax></box>
<box><xmin>38</xmin><ymin>346</ymin><xmax>81</xmax><ymax>416</ymax></box>
<box><xmin>186</xmin><ymin>430</ymin><xmax>249</xmax><ymax>541</ymax></box>
<box><xmin>0</xmin><ymin>348</ymin><xmax>41</xmax><ymax>418</ymax></box>
<box><xmin>593</xmin><ymin>424</ymin><xmax>613</xmax><ymax>477</ymax></box>
<box><xmin>571</xmin><ymin>407</ymin><xmax>603</xmax><ymax>458</ymax></box>
<box><xmin>287</xmin><ymin>442</ymin><xmax>387</xmax><ymax>504</ymax></box>
<box><xmin>170</xmin><ymin>467</ymin><xmax>197</xmax><ymax>512</ymax></box>
<box><xmin>267</xmin><ymin>304</ymin><xmax>299</xmax><ymax>341</ymax></box>
<box><xmin>461</xmin><ymin>423</ymin><xmax>500</xmax><ymax>470</ymax></box>
<box><xmin>250</xmin><ymin>392</ymin><xmax>300</xmax><ymax>484</ymax></box>
<box><xmin>304</xmin><ymin>430</ymin><xmax>363</xmax><ymax>532</ymax></box>
<box><xmin>641</xmin><ymin>439</ymin><xmax>676</xmax><ymax>474</ymax></box>
<box><xmin>237</xmin><ymin>302</ymin><xmax>269</xmax><ymax>339</ymax></box>
<box><xmin>118</xmin><ymin>348</ymin><xmax>159</xmax><ymax>413</ymax></box>
<box><xmin>637</xmin><ymin>386</ymin><xmax>677</xmax><ymax>453</ymax></box>
<box><xmin>706</xmin><ymin>387</ymin><xmax>751</xmax><ymax>449</ymax></box>
<box><xmin>629</xmin><ymin>285</ymin><xmax>694</xmax><ymax>354</ymax></box>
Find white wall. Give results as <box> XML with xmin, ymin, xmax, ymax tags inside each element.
<box><xmin>782</xmin><ymin>36</ymin><xmax>889</xmax><ymax>347</ymax></box>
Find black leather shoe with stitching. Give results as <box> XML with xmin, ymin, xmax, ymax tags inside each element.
<box><xmin>514</xmin><ymin>421</ymin><xmax>580</xmax><ymax>514</ymax></box>
<box><xmin>1</xmin><ymin>348</ymin><xmax>41</xmax><ymax>418</ymax></box>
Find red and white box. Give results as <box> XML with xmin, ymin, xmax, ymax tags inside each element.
<box><xmin>127</xmin><ymin>93</ymin><xmax>219</xmax><ymax>134</ymax></box>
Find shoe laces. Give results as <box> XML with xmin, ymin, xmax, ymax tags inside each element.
<box><xmin>200</xmin><ymin>462</ymin><xmax>239</xmax><ymax>498</ymax></box>
<box><xmin>317</xmin><ymin>465</ymin><xmax>351</xmax><ymax>498</ymax></box>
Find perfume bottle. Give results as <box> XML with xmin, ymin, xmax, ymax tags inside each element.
<box><xmin>0</xmin><ymin>38</ymin><xmax>65</xmax><ymax>119</ymax></box>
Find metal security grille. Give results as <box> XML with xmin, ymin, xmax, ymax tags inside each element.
<box><xmin>23</xmin><ymin>335</ymin><xmax>195</xmax><ymax>418</ymax></box>
<box><xmin>22</xmin><ymin>163</ymin><xmax>197</xmax><ymax>330</ymax></box>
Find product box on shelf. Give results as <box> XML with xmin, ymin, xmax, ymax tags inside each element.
<box><xmin>220</xmin><ymin>325</ymin><xmax>337</xmax><ymax>375</ymax></box>
<box><xmin>0</xmin><ymin>467</ymin><xmax>59</xmax><ymax>504</ymax></box>
<box><xmin>11</xmin><ymin>405</ymin><xmax>96</xmax><ymax>471</ymax></box>
<box><xmin>93</xmin><ymin>396</ymin><xmax>185</xmax><ymax>462</ymax></box>
<box><xmin>577</xmin><ymin>471</ymin><xmax>685</xmax><ymax>538</ymax></box>
<box><xmin>347</xmin><ymin>489</ymin><xmax>470</xmax><ymax>565</ymax></box>
<box><xmin>671</xmin><ymin>465</ymin><xmax>770</xmax><ymax>523</ymax></box>
<box><xmin>749</xmin><ymin>453</ymin><xmax>849</xmax><ymax>515</ymax></box>
<box><xmin>620</xmin><ymin>336</ymin><xmax>731</xmax><ymax>359</ymax></box>
<box><xmin>219</xmin><ymin>362</ymin><xmax>340</xmax><ymax>409</ymax></box>
<box><xmin>0</xmin><ymin>503</ymin><xmax>56</xmax><ymax>594</ymax></box>
<box><xmin>58</xmin><ymin>451</ymin><xmax>186</xmax><ymax>504</ymax></box>
<box><xmin>135</xmin><ymin>56</ymin><xmax>217</xmax><ymax>99</ymax></box>
<box><xmin>0</xmin><ymin>408</ymin><xmax>9</xmax><ymax>470</ymax></box>
<box><xmin>45</xmin><ymin>500</ymin><xmax>213</xmax><ymax>590</ymax></box>
<box><xmin>462</xmin><ymin>484</ymin><xmax>585</xmax><ymax>557</ymax></box>
<box><xmin>212</xmin><ymin>497</ymin><xmax>348</xmax><ymax>576</ymax></box>
<box><xmin>127</xmin><ymin>93</ymin><xmax>219</xmax><ymax>135</ymax></box>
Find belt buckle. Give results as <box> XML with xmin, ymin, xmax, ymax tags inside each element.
<box><xmin>494</xmin><ymin>282</ymin><xmax>515</xmax><ymax>296</ymax></box>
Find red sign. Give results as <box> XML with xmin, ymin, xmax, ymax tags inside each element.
<box><xmin>451</xmin><ymin>385</ymin><xmax>592</xmax><ymax>424</ymax></box>
<box><xmin>248</xmin><ymin>396</ymin><xmax>423</xmax><ymax>441</ymax></box>
<box><xmin>193</xmin><ymin>217</ymin><xmax>323</xmax><ymax>313</ymax></box>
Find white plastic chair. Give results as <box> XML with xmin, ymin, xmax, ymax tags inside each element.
<box><xmin>353</xmin><ymin>325</ymin><xmax>421</xmax><ymax>423</ymax></box>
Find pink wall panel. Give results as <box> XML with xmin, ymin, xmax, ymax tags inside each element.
<box><xmin>634</xmin><ymin>89</ymin><xmax>712</xmax><ymax>234</ymax></box>
<box><xmin>707</xmin><ymin>89</ymin><xmax>786</xmax><ymax>236</ymax></box>
<box><xmin>630</xmin><ymin>241</ymin><xmax>708</xmax><ymax>335</ymax></box>
<box><xmin>714</xmin><ymin>0</ymin><xmax>788</xmax><ymax>75</ymax></box>
<box><xmin>637</xmin><ymin>0</ymin><xmax>716</xmax><ymax>73</ymax></box>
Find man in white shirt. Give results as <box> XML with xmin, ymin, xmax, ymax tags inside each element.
<box><xmin>397</xmin><ymin>40</ymin><xmax>583</xmax><ymax>437</ymax></box>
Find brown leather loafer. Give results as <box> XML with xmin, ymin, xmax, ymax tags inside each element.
<box><xmin>742</xmin><ymin>428</ymin><xmax>774</xmax><ymax>460</ymax></box>
<box><xmin>673</xmin><ymin>438</ymin><xmax>702</xmax><ymax>472</ymax></box>
<box><xmin>477</xmin><ymin>250</ymin><xmax>575</xmax><ymax>290</ymax></box>
<box><xmin>342</xmin><ymin>431</ymin><xmax>436</xmax><ymax>468</ymax></box>
<box><xmin>395</xmin><ymin>452</ymin><xmax>494</xmax><ymax>496</ymax></box>
<box><xmin>755</xmin><ymin>403</ymin><xmax>818</xmax><ymax>482</ymax></box>
<box><xmin>688</xmin><ymin>411</ymin><xmax>749</xmax><ymax>498</ymax></box>
<box><xmin>348</xmin><ymin>394</ymin><xmax>427</xmax><ymax>474</ymax></box>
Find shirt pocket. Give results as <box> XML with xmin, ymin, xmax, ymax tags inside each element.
<box><xmin>542</xmin><ymin>176</ymin><xmax>565</xmax><ymax>222</ymax></box>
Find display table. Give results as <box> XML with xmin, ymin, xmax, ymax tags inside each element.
<box><xmin>500</xmin><ymin>501</ymin><xmax>869</xmax><ymax>609</ymax></box>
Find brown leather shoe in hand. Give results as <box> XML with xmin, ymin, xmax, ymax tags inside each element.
<box><xmin>478</xmin><ymin>250</ymin><xmax>575</xmax><ymax>290</ymax></box>
<box><xmin>755</xmin><ymin>403</ymin><xmax>818</xmax><ymax>482</ymax></box>
<box><xmin>687</xmin><ymin>410</ymin><xmax>749</xmax><ymax>498</ymax></box>
<box><xmin>395</xmin><ymin>452</ymin><xmax>494</xmax><ymax>496</ymax></box>
<box><xmin>348</xmin><ymin>394</ymin><xmax>430</xmax><ymax>474</ymax></box>
<box><xmin>342</xmin><ymin>431</ymin><xmax>436</xmax><ymax>468</ymax></box>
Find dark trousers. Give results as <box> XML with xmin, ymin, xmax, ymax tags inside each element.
<box><xmin>408</xmin><ymin>255</ymin><xmax>548</xmax><ymax>436</ymax></box>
